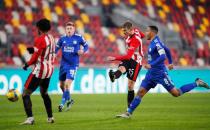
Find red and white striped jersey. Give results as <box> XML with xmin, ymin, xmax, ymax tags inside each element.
<box><xmin>115</xmin><ymin>28</ymin><xmax>145</xmax><ymax>65</ymax></box>
<box><xmin>27</xmin><ymin>34</ymin><xmax>56</xmax><ymax>79</ymax></box>
<box><xmin>126</xmin><ymin>28</ymin><xmax>144</xmax><ymax>64</ymax></box>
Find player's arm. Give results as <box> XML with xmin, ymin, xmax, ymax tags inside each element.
<box><xmin>78</xmin><ymin>36</ymin><xmax>89</xmax><ymax>55</ymax></box>
<box><xmin>163</xmin><ymin>45</ymin><xmax>174</xmax><ymax>70</ymax></box>
<box><xmin>108</xmin><ymin>39</ymin><xmax>138</xmax><ymax>61</ymax></box>
<box><xmin>149</xmin><ymin>43</ymin><xmax>166</xmax><ymax>67</ymax></box>
<box><xmin>23</xmin><ymin>38</ymin><xmax>45</xmax><ymax>70</ymax></box>
<box><xmin>163</xmin><ymin>46</ymin><xmax>172</xmax><ymax>64</ymax></box>
<box><xmin>81</xmin><ymin>37</ymin><xmax>88</xmax><ymax>52</ymax></box>
<box><xmin>55</xmin><ymin>38</ymin><xmax>62</xmax><ymax>54</ymax></box>
<box><xmin>114</xmin><ymin>47</ymin><xmax>135</xmax><ymax>60</ymax></box>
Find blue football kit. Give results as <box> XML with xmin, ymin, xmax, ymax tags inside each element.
<box><xmin>56</xmin><ymin>33</ymin><xmax>88</xmax><ymax>110</ymax></box>
<box><xmin>56</xmin><ymin>33</ymin><xmax>88</xmax><ymax>81</ymax></box>
<box><xmin>141</xmin><ymin>35</ymin><xmax>174</xmax><ymax>91</ymax></box>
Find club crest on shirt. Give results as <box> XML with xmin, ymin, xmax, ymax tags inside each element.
<box><xmin>73</xmin><ymin>40</ymin><xmax>77</xmax><ymax>44</ymax></box>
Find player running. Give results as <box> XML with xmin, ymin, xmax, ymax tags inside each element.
<box><xmin>21</xmin><ymin>18</ymin><xmax>55</xmax><ymax>124</ymax></box>
<box><xmin>107</xmin><ymin>21</ymin><xmax>145</xmax><ymax>108</ymax></box>
<box><xmin>56</xmin><ymin>21</ymin><xmax>88</xmax><ymax>112</ymax></box>
<box><xmin>116</xmin><ymin>25</ymin><xmax>210</xmax><ymax>118</ymax></box>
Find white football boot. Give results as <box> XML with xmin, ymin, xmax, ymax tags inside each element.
<box><xmin>47</xmin><ymin>117</ymin><xmax>54</xmax><ymax>123</ymax></box>
<box><xmin>196</xmin><ymin>78</ymin><xmax>210</xmax><ymax>89</ymax></box>
<box><xmin>116</xmin><ymin>112</ymin><xmax>131</xmax><ymax>118</ymax></box>
<box><xmin>20</xmin><ymin>117</ymin><xmax>34</xmax><ymax>125</ymax></box>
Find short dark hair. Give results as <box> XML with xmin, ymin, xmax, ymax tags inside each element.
<box><xmin>148</xmin><ymin>25</ymin><xmax>158</xmax><ymax>34</ymax></box>
<box><xmin>122</xmin><ymin>21</ymin><xmax>133</xmax><ymax>29</ymax></box>
<box><xmin>36</xmin><ymin>18</ymin><xmax>51</xmax><ymax>32</ymax></box>
<box><xmin>66</xmin><ymin>21</ymin><xmax>75</xmax><ymax>27</ymax></box>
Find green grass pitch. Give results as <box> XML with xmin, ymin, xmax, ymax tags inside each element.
<box><xmin>0</xmin><ymin>93</ymin><xmax>210</xmax><ymax>130</ymax></box>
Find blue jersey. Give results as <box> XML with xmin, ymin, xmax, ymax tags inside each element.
<box><xmin>56</xmin><ymin>33</ymin><xmax>88</xmax><ymax>67</ymax></box>
<box><xmin>147</xmin><ymin>35</ymin><xmax>172</xmax><ymax>73</ymax></box>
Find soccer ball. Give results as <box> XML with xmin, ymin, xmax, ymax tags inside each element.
<box><xmin>6</xmin><ymin>89</ymin><xmax>21</xmax><ymax>102</ymax></box>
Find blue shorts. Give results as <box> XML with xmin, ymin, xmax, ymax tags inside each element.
<box><xmin>141</xmin><ymin>71</ymin><xmax>175</xmax><ymax>92</ymax></box>
<box><xmin>59</xmin><ymin>66</ymin><xmax>78</xmax><ymax>81</ymax></box>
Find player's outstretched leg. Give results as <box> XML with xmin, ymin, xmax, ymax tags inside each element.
<box><xmin>174</xmin><ymin>78</ymin><xmax>210</xmax><ymax>96</ymax></box>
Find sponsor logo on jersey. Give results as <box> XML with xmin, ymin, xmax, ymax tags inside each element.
<box><xmin>64</xmin><ymin>46</ymin><xmax>74</xmax><ymax>52</ymax></box>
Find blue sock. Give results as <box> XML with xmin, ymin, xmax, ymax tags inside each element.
<box><xmin>127</xmin><ymin>96</ymin><xmax>141</xmax><ymax>114</ymax></box>
<box><xmin>61</xmin><ymin>93</ymin><xmax>66</xmax><ymax>106</ymax></box>
<box><xmin>61</xmin><ymin>90</ymin><xmax>69</xmax><ymax>106</ymax></box>
<box><xmin>179</xmin><ymin>83</ymin><xmax>197</xmax><ymax>95</ymax></box>
<box><xmin>66</xmin><ymin>90</ymin><xmax>70</xmax><ymax>101</ymax></box>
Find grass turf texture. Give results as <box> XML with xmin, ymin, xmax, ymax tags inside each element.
<box><xmin>0</xmin><ymin>93</ymin><xmax>210</xmax><ymax>130</ymax></box>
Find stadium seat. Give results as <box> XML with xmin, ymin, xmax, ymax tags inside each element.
<box><xmin>4</xmin><ymin>0</ymin><xmax>13</xmax><ymax>8</ymax></box>
<box><xmin>0</xmin><ymin>31</ymin><xmax>7</xmax><ymax>45</ymax></box>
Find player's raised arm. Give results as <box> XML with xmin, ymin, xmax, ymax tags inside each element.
<box><xmin>113</xmin><ymin>40</ymin><xmax>138</xmax><ymax>61</ymax></box>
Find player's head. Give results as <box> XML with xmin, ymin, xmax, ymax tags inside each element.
<box><xmin>122</xmin><ymin>21</ymin><xmax>134</xmax><ymax>36</ymax></box>
<box><xmin>146</xmin><ymin>25</ymin><xmax>158</xmax><ymax>40</ymax></box>
<box><xmin>36</xmin><ymin>18</ymin><xmax>51</xmax><ymax>34</ymax></box>
<box><xmin>65</xmin><ymin>21</ymin><xmax>75</xmax><ymax>36</ymax></box>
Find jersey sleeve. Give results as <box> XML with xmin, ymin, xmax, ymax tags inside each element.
<box><xmin>163</xmin><ymin>46</ymin><xmax>173</xmax><ymax>64</ymax></box>
<box><xmin>80</xmin><ymin>36</ymin><xmax>88</xmax><ymax>52</ymax></box>
<box><xmin>55</xmin><ymin>37</ymin><xmax>62</xmax><ymax>54</ymax></box>
<box><xmin>114</xmin><ymin>38</ymin><xmax>139</xmax><ymax>61</ymax></box>
<box><xmin>27</xmin><ymin>37</ymin><xmax>46</xmax><ymax>66</ymax></box>
<box><xmin>149</xmin><ymin>43</ymin><xmax>166</xmax><ymax>66</ymax></box>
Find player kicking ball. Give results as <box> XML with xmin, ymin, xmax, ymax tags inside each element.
<box><xmin>56</xmin><ymin>21</ymin><xmax>88</xmax><ymax>112</ymax></box>
<box><xmin>116</xmin><ymin>25</ymin><xmax>210</xmax><ymax>118</ymax></box>
<box><xmin>107</xmin><ymin>21</ymin><xmax>145</xmax><ymax>108</ymax></box>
